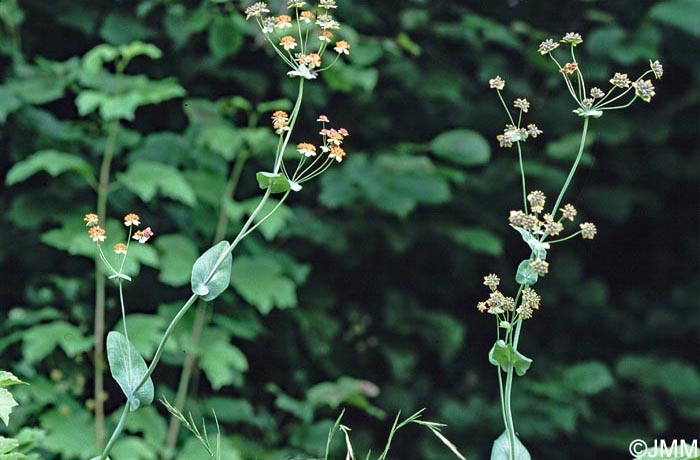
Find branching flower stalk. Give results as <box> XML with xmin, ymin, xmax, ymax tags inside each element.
<box><xmin>480</xmin><ymin>33</ymin><xmax>661</xmax><ymax>460</ymax></box>
<box><xmin>86</xmin><ymin>2</ymin><xmax>352</xmax><ymax>459</ymax></box>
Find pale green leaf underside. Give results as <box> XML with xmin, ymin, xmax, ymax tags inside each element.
<box><xmin>106</xmin><ymin>331</ymin><xmax>154</xmax><ymax>411</ymax></box>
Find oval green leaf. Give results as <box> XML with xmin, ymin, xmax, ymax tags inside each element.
<box><xmin>430</xmin><ymin>129</ymin><xmax>491</xmax><ymax>166</ymax></box>
<box><xmin>191</xmin><ymin>241</ymin><xmax>232</xmax><ymax>301</ymax></box>
<box><xmin>106</xmin><ymin>331</ymin><xmax>154</xmax><ymax>411</ymax></box>
<box><xmin>491</xmin><ymin>431</ymin><xmax>531</xmax><ymax>460</ymax></box>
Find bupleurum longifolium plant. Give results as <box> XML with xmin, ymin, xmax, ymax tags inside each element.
<box><xmin>476</xmin><ymin>32</ymin><xmax>661</xmax><ymax>460</ymax></box>
<box><xmin>82</xmin><ymin>1</ymin><xmax>356</xmax><ymax>458</ymax></box>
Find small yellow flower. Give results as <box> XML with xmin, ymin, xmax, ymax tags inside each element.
<box><xmin>88</xmin><ymin>226</ymin><xmax>106</xmax><ymax>243</ymax></box>
<box><xmin>514</xmin><ymin>98</ymin><xmax>530</xmax><ymax>113</ymax></box>
<box><xmin>560</xmin><ymin>32</ymin><xmax>583</xmax><ymax>45</ymax></box>
<box><xmin>521</xmin><ymin>287</ymin><xmax>541</xmax><ymax>310</ymax></box>
<box><xmin>633</xmin><ymin>79</ymin><xmax>655</xmax><ymax>103</ymax></box>
<box><xmin>517</xmin><ymin>304</ymin><xmax>533</xmax><ymax>320</ymax></box>
<box><xmin>509</xmin><ymin>210</ymin><xmax>527</xmax><ymax>227</ymax></box>
<box><xmin>590</xmin><ymin>87</ymin><xmax>605</xmax><ymax>99</ymax></box>
<box><xmin>527</xmin><ymin>124</ymin><xmax>542</xmax><ymax>138</ymax></box>
<box><xmin>610</xmin><ymin>72</ymin><xmax>631</xmax><ymax>88</ymax></box>
<box><xmin>477</xmin><ymin>301</ymin><xmax>488</xmax><ymax>313</ymax></box>
<box><xmin>580</xmin><ymin>222</ymin><xmax>597</xmax><ymax>239</ymax></box>
<box><xmin>334</xmin><ymin>40</ymin><xmax>350</xmax><ymax>55</ymax></box>
<box><xmin>649</xmin><ymin>60</ymin><xmax>663</xmax><ymax>79</ymax></box>
<box><xmin>297</xmin><ymin>142</ymin><xmax>317</xmax><ymax>157</ymax></box>
<box><xmin>560</xmin><ymin>62</ymin><xmax>578</xmax><ymax>75</ymax></box>
<box><xmin>84</xmin><ymin>213</ymin><xmax>99</xmax><ymax>227</ymax></box>
<box><xmin>489</xmin><ymin>76</ymin><xmax>505</xmax><ymax>90</ymax></box>
<box><xmin>299</xmin><ymin>11</ymin><xmax>316</xmax><ymax>23</ymax></box>
<box><xmin>319</xmin><ymin>30</ymin><xmax>334</xmax><ymax>42</ymax></box>
<box><xmin>483</xmin><ymin>274</ymin><xmax>500</xmax><ymax>291</ymax></box>
<box><xmin>306</xmin><ymin>52</ymin><xmax>322</xmax><ymax>69</ymax></box>
<box><xmin>527</xmin><ymin>190</ymin><xmax>546</xmax><ymax>214</ymax></box>
<box><xmin>329</xmin><ymin>146</ymin><xmax>346</xmax><ymax>163</ymax></box>
<box><xmin>319</xmin><ymin>0</ymin><xmax>337</xmax><ymax>9</ymax></box>
<box><xmin>132</xmin><ymin>227</ymin><xmax>154</xmax><ymax>244</ymax></box>
<box><xmin>272</xmin><ymin>110</ymin><xmax>290</xmax><ymax>134</ymax></box>
<box><xmin>538</xmin><ymin>38</ymin><xmax>559</xmax><ymax>55</ymax></box>
<box><xmin>245</xmin><ymin>2</ymin><xmax>270</xmax><ymax>20</ymax></box>
<box><xmin>544</xmin><ymin>213</ymin><xmax>563</xmax><ymax>236</ymax></box>
<box><xmin>529</xmin><ymin>258</ymin><xmax>549</xmax><ymax>276</ymax></box>
<box><xmin>327</xmin><ymin>129</ymin><xmax>344</xmax><ymax>145</ymax></box>
<box><xmin>561</xmin><ymin>204</ymin><xmax>577</xmax><ymax>221</ymax></box>
<box><xmin>280</xmin><ymin>35</ymin><xmax>297</xmax><ymax>51</ymax></box>
<box><xmin>275</xmin><ymin>15</ymin><xmax>293</xmax><ymax>28</ymax></box>
<box><xmin>123</xmin><ymin>213</ymin><xmax>140</xmax><ymax>227</ymax></box>
<box><xmin>114</xmin><ymin>243</ymin><xmax>128</xmax><ymax>255</ymax></box>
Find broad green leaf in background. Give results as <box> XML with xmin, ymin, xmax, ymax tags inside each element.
<box><xmin>198</xmin><ymin>328</ymin><xmax>248</xmax><ymax>390</ymax></box>
<box><xmin>113</xmin><ymin>315</ymin><xmax>166</xmax><ymax>359</ymax></box>
<box><xmin>106</xmin><ymin>331</ymin><xmax>154</xmax><ymax>411</ymax></box>
<box><xmin>649</xmin><ymin>0</ymin><xmax>700</xmax><ymax>37</ymax></box>
<box><xmin>154</xmin><ymin>234</ymin><xmax>199</xmax><ymax>287</ymax></box>
<box><xmin>0</xmin><ymin>389</ymin><xmax>18</xmax><ymax>426</ymax></box>
<box><xmin>191</xmin><ymin>241</ymin><xmax>232</xmax><ymax>301</ymax></box>
<box><xmin>451</xmin><ymin>227</ymin><xmax>503</xmax><ymax>256</ymax></box>
<box><xmin>117</xmin><ymin>161</ymin><xmax>196</xmax><ymax>206</ymax></box>
<box><xmin>5</xmin><ymin>150</ymin><xmax>94</xmax><ymax>186</ymax></box>
<box><xmin>431</xmin><ymin>129</ymin><xmax>491</xmax><ymax>166</ymax></box>
<box><xmin>490</xmin><ymin>431</ymin><xmax>531</xmax><ymax>460</ymax></box>
<box><xmin>0</xmin><ymin>85</ymin><xmax>21</xmax><ymax>123</ymax></box>
<box><xmin>231</xmin><ymin>255</ymin><xmax>298</xmax><ymax>314</ymax></box>
<box><xmin>21</xmin><ymin>321</ymin><xmax>92</xmax><ymax>364</ymax></box>
<box><xmin>40</xmin><ymin>406</ymin><xmax>97</xmax><ymax>459</ymax></box>
<box><xmin>563</xmin><ymin>361</ymin><xmax>614</xmax><ymax>395</ymax></box>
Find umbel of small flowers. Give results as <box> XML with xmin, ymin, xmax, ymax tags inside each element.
<box><xmin>538</xmin><ymin>32</ymin><xmax>662</xmax><ymax>117</ymax></box>
<box><xmin>271</xmin><ymin>112</ymin><xmax>349</xmax><ymax>187</ymax></box>
<box><xmin>245</xmin><ymin>1</ymin><xmax>351</xmax><ymax>80</ymax></box>
<box><xmin>84</xmin><ymin>212</ymin><xmax>154</xmax><ymax>281</ymax></box>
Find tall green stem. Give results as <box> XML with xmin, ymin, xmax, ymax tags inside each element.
<box><xmin>163</xmin><ymin>150</ymin><xmax>249</xmax><ymax>459</ymax></box>
<box><xmin>93</xmin><ymin>118</ymin><xmax>120</xmax><ymax>448</ymax></box>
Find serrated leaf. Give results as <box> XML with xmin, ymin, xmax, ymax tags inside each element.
<box><xmin>256</xmin><ymin>171</ymin><xmax>291</xmax><ymax>194</ymax></box>
<box><xmin>198</xmin><ymin>328</ymin><xmax>248</xmax><ymax>390</ymax></box>
<box><xmin>515</xmin><ymin>259</ymin><xmax>538</xmax><ymax>286</ymax></box>
<box><xmin>490</xmin><ymin>431</ymin><xmax>531</xmax><ymax>460</ymax></box>
<box><xmin>21</xmin><ymin>321</ymin><xmax>92</xmax><ymax>364</ymax></box>
<box><xmin>6</xmin><ymin>150</ymin><xmax>93</xmax><ymax>186</ymax></box>
<box><xmin>431</xmin><ymin>129</ymin><xmax>491</xmax><ymax>166</ymax></box>
<box><xmin>191</xmin><ymin>241</ymin><xmax>232</xmax><ymax>301</ymax></box>
<box><xmin>106</xmin><ymin>331</ymin><xmax>154</xmax><ymax>411</ymax></box>
<box><xmin>0</xmin><ymin>389</ymin><xmax>18</xmax><ymax>426</ymax></box>
<box><xmin>117</xmin><ymin>161</ymin><xmax>196</xmax><ymax>206</ymax></box>
<box><xmin>154</xmin><ymin>234</ymin><xmax>199</xmax><ymax>287</ymax></box>
<box><xmin>231</xmin><ymin>255</ymin><xmax>298</xmax><ymax>314</ymax></box>
<box><xmin>0</xmin><ymin>372</ymin><xmax>25</xmax><ymax>388</ymax></box>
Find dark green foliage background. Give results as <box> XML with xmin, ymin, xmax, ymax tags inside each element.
<box><xmin>0</xmin><ymin>0</ymin><xmax>698</xmax><ymax>459</ymax></box>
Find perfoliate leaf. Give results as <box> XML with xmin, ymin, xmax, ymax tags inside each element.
<box><xmin>191</xmin><ymin>241</ymin><xmax>232</xmax><ymax>301</ymax></box>
<box><xmin>488</xmin><ymin>340</ymin><xmax>533</xmax><ymax>376</ymax></box>
<box><xmin>490</xmin><ymin>431</ymin><xmax>531</xmax><ymax>460</ymax></box>
<box><xmin>256</xmin><ymin>172</ymin><xmax>291</xmax><ymax>194</ymax></box>
<box><xmin>106</xmin><ymin>331</ymin><xmax>154</xmax><ymax>411</ymax></box>
<box><xmin>515</xmin><ymin>259</ymin><xmax>538</xmax><ymax>286</ymax></box>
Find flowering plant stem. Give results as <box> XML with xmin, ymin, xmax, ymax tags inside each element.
<box><xmin>496</xmin><ymin>117</ymin><xmax>589</xmax><ymax>460</ymax></box>
<box><xmin>98</xmin><ymin>78</ymin><xmax>305</xmax><ymax>460</ymax></box>
<box><xmin>93</xmin><ymin>118</ymin><xmax>120</xmax><ymax>448</ymax></box>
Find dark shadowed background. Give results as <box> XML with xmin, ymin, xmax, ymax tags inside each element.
<box><xmin>0</xmin><ymin>0</ymin><xmax>698</xmax><ymax>459</ymax></box>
